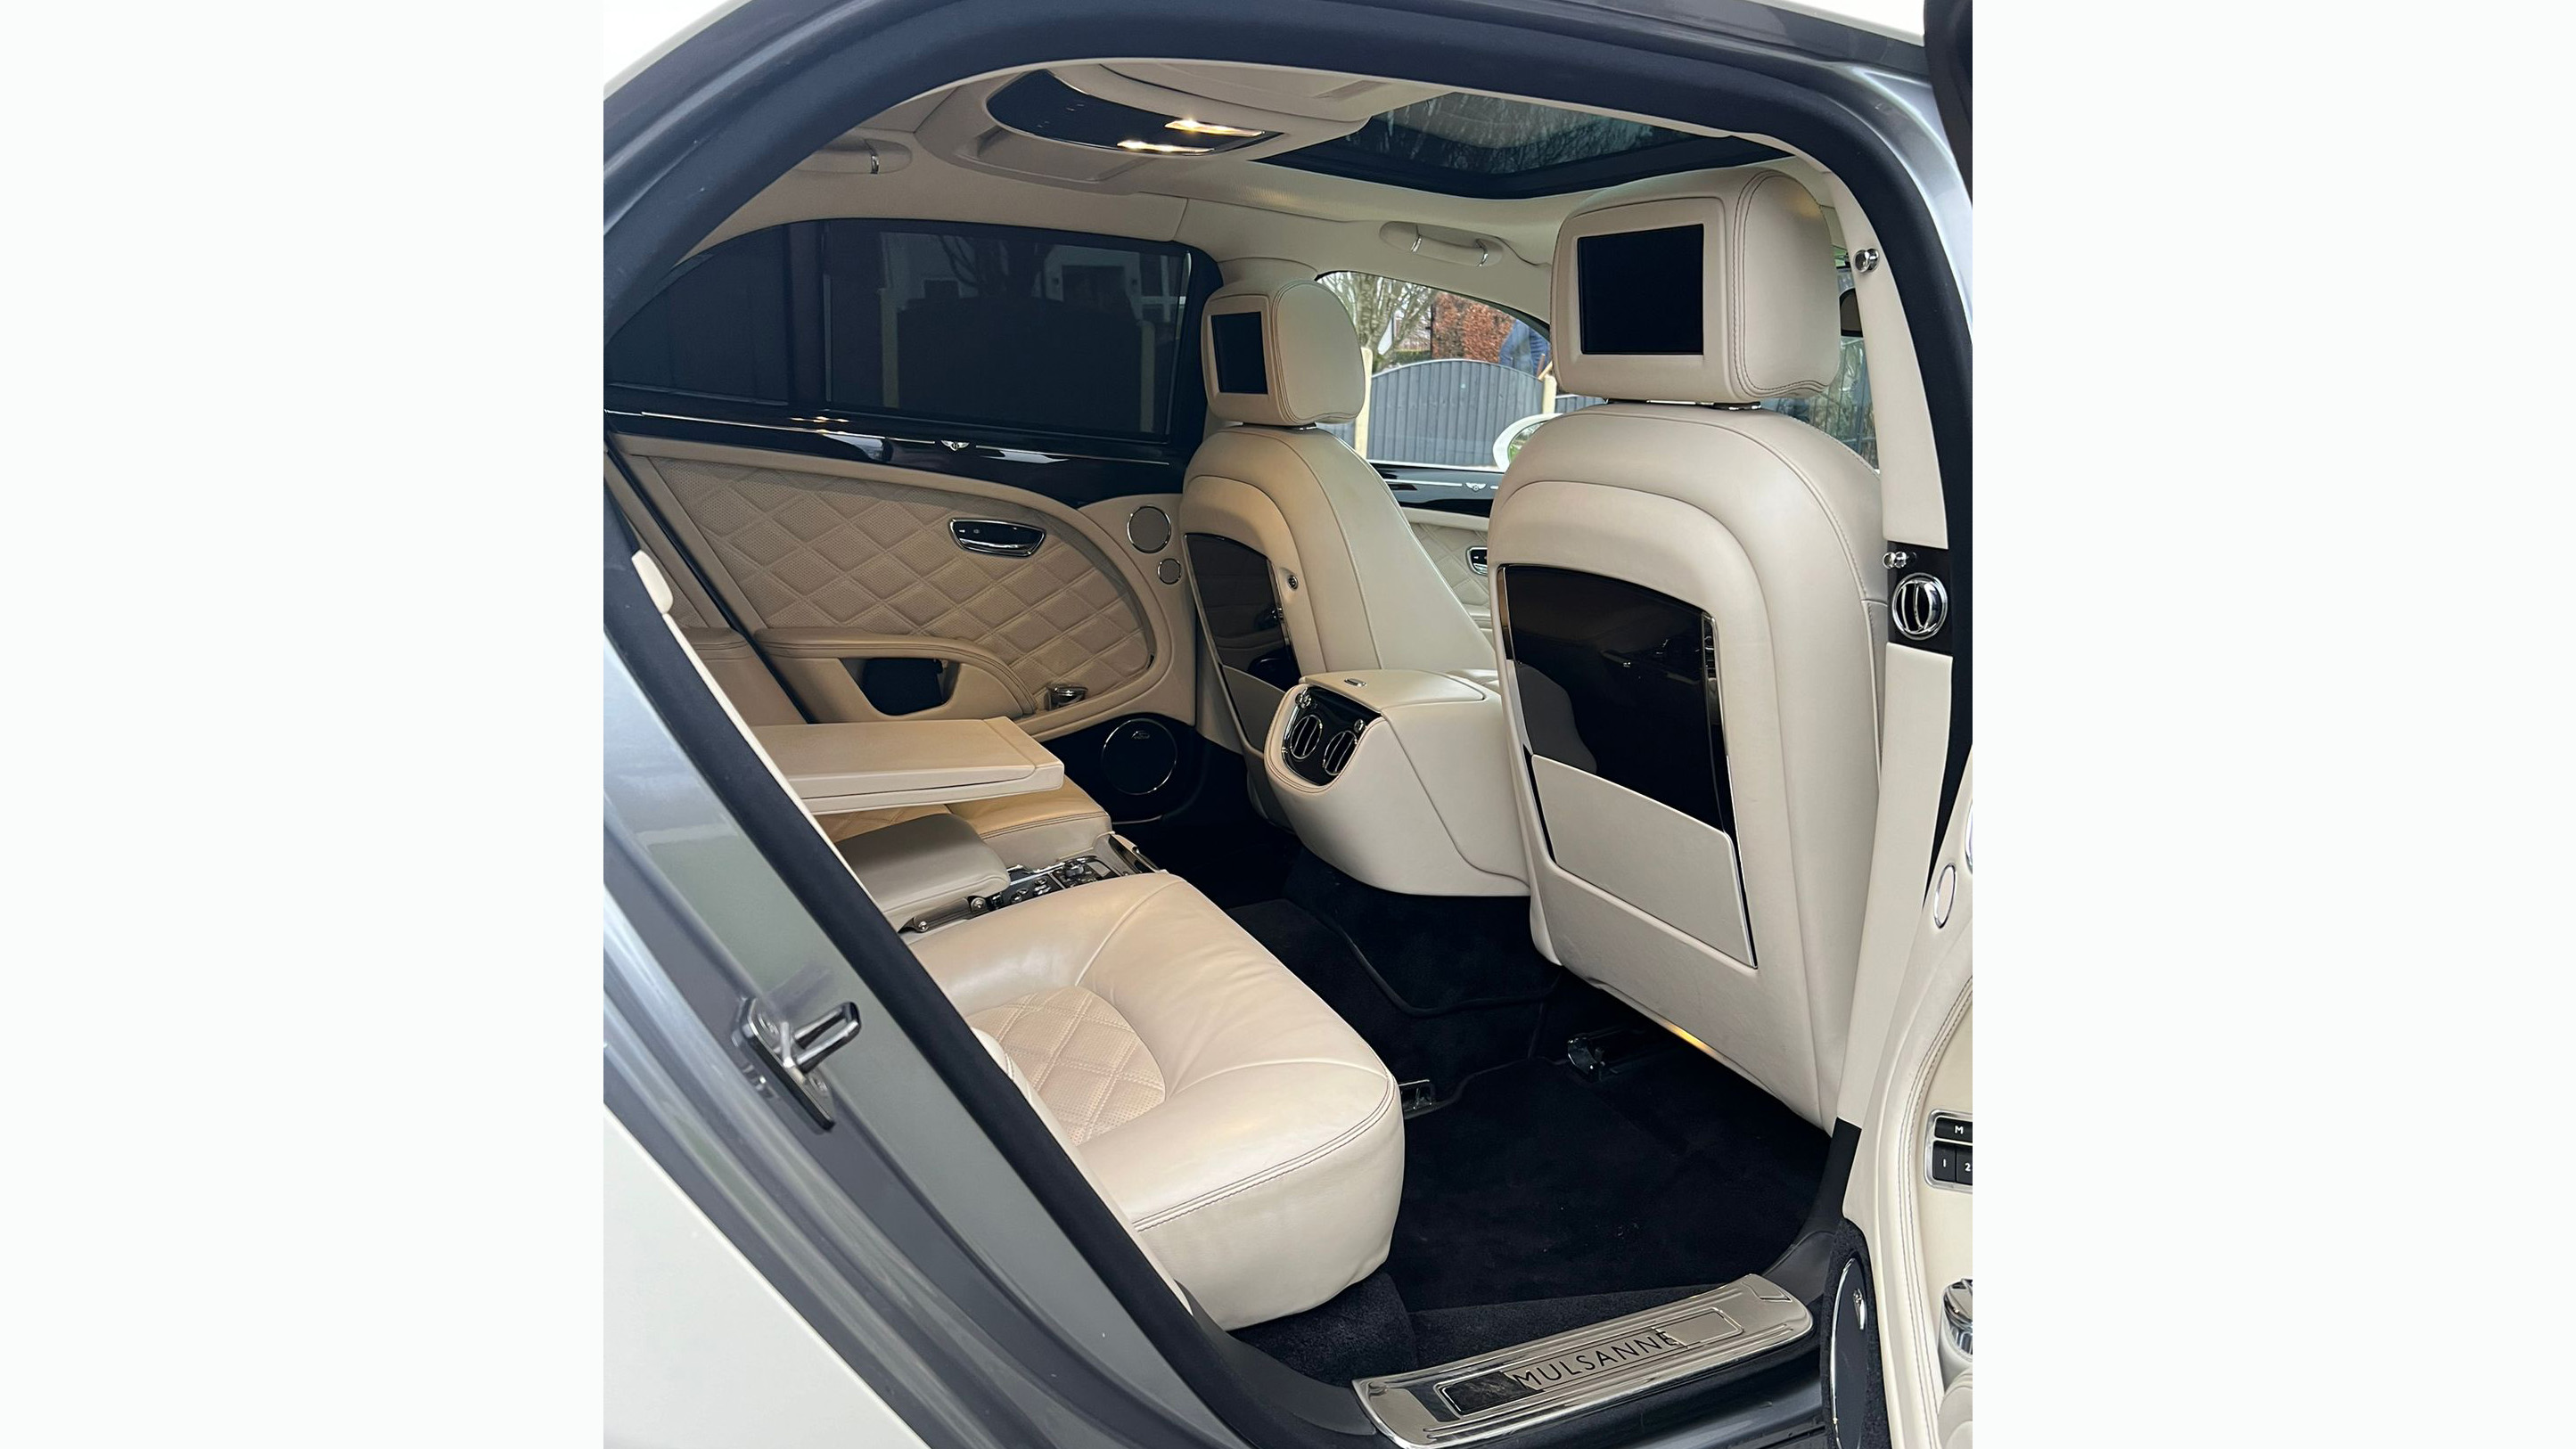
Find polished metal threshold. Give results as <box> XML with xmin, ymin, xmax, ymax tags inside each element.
<box><xmin>1353</xmin><ymin>1275</ymin><xmax>1810</xmax><ymax>1446</ymax></box>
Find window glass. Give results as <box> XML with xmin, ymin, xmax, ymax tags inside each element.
<box><xmin>1267</xmin><ymin>93</ymin><xmax>1784</xmax><ymax>200</ymax></box>
<box><xmin>603</xmin><ymin>225</ymin><xmax>795</xmax><ymax>405</ymax></box>
<box><xmin>1320</xmin><ymin>273</ymin><xmax>1556</xmax><ymax>471</ymax></box>
<box><xmin>607</xmin><ymin>220</ymin><xmax>1201</xmax><ymax>443</ymax></box>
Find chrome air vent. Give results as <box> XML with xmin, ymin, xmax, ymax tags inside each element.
<box><xmin>1320</xmin><ymin>730</ymin><xmax>1358</xmax><ymax>778</ymax></box>
<box><xmin>1278</xmin><ymin>686</ymin><xmax>1379</xmax><ymax>787</ymax></box>
<box><xmin>1286</xmin><ymin>712</ymin><xmax>1325</xmax><ymax>761</ymax></box>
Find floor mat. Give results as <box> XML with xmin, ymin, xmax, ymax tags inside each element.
<box><xmin>1233</xmin><ymin>1271</ymin><xmax>1416</xmax><ymax>1385</ymax></box>
<box><xmin>1279</xmin><ymin>853</ymin><xmax>1558</xmax><ymax>1011</ymax></box>
<box><xmin>1389</xmin><ymin>1054</ymin><xmax>1825</xmax><ymax>1311</ymax></box>
<box><xmin>1122</xmin><ymin>818</ymin><xmax>1300</xmax><ymax>909</ymax></box>
<box><xmin>1229</xmin><ymin>898</ymin><xmax>1547</xmax><ymax>1089</ymax></box>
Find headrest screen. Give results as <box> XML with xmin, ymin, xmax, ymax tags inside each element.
<box><xmin>1210</xmin><ymin>312</ymin><xmax>1269</xmax><ymax>394</ymax></box>
<box><xmin>1576</xmin><ymin>225</ymin><xmax>1703</xmax><ymax>356</ymax></box>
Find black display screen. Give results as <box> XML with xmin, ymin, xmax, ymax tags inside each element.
<box><xmin>1576</xmin><ymin>225</ymin><xmax>1703</xmax><ymax>356</ymax></box>
<box><xmin>1210</xmin><ymin>311</ymin><xmax>1269</xmax><ymax>394</ymax></box>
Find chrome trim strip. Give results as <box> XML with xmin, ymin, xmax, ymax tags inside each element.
<box><xmin>1354</xmin><ymin>1274</ymin><xmax>1810</xmax><ymax>1446</ymax></box>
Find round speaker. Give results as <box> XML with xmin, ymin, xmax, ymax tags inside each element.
<box><xmin>1126</xmin><ymin>505</ymin><xmax>1173</xmax><ymax>553</ymax></box>
<box><xmin>1098</xmin><ymin>716</ymin><xmax>1179</xmax><ymax>797</ymax></box>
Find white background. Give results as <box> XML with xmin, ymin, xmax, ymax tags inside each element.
<box><xmin>7</xmin><ymin>2</ymin><xmax>2573</xmax><ymax>1445</ymax></box>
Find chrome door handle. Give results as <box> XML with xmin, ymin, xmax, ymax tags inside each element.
<box><xmin>950</xmin><ymin>519</ymin><xmax>1046</xmax><ymax>557</ymax></box>
<box><xmin>1466</xmin><ymin>546</ymin><xmax>1489</xmax><ymax>575</ymax></box>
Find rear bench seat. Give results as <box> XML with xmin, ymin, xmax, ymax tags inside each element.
<box><xmin>917</xmin><ymin>873</ymin><xmax>1403</xmax><ymax>1329</ymax></box>
<box><xmin>642</xmin><ymin>558</ymin><xmax>1403</xmax><ymax>1328</ymax></box>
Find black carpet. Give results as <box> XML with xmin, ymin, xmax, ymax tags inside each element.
<box><xmin>1278</xmin><ymin>853</ymin><xmax>1558</xmax><ymax>1011</ymax></box>
<box><xmin>1216</xmin><ymin>847</ymin><xmax>1828</xmax><ymax>1387</ymax></box>
<box><xmin>1232</xmin><ymin>1270</ymin><xmax>1415</xmax><ymax>1385</ymax></box>
<box><xmin>1229</xmin><ymin>898</ymin><xmax>1548</xmax><ymax>1090</ymax></box>
<box><xmin>1123</xmin><ymin>817</ymin><xmax>1300</xmax><ymax>908</ymax></box>
<box><xmin>1390</xmin><ymin>1054</ymin><xmax>1824</xmax><ymax>1311</ymax></box>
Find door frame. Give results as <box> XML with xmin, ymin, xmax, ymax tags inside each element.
<box><xmin>605</xmin><ymin>4</ymin><xmax>1972</xmax><ymax>1445</ymax></box>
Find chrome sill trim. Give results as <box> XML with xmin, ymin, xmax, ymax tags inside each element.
<box><xmin>1354</xmin><ymin>1274</ymin><xmax>1810</xmax><ymax>1446</ymax></box>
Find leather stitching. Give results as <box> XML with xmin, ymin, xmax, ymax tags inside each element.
<box><xmin>970</xmin><ymin>986</ymin><xmax>1167</xmax><ymax>1143</ymax></box>
<box><xmin>652</xmin><ymin>456</ymin><xmax>1153</xmax><ymax>702</ymax></box>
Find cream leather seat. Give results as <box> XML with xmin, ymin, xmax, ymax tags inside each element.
<box><xmin>682</xmin><ymin>624</ymin><xmax>1112</xmax><ymax>869</ymax></box>
<box><xmin>911</xmin><ymin>872</ymin><xmax>1404</xmax><ymax>1329</ymax></box>
<box><xmin>1489</xmin><ymin>168</ymin><xmax>1887</xmax><ymax>1128</ymax></box>
<box><xmin>1179</xmin><ymin>276</ymin><xmax>1495</xmax><ymax>745</ymax></box>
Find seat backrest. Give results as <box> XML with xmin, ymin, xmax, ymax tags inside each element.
<box><xmin>1489</xmin><ymin>168</ymin><xmax>1887</xmax><ymax>1128</ymax></box>
<box><xmin>1179</xmin><ymin>277</ymin><xmax>1493</xmax><ymax>747</ymax></box>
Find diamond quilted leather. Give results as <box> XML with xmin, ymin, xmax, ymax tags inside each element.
<box><xmin>968</xmin><ymin>986</ymin><xmax>1167</xmax><ymax>1144</ymax></box>
<box><xmin>1410</xmin><ymin>519</ymin><xmax>1492</xmax><ymax>613</ymax></box>
<box><xmin>651</xmin><ymin>457</ymin><xmax>1153</xmax><ymax>705</ymax></box>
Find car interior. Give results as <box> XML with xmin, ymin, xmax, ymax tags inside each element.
<box><xmin>605</xmin><ymin>57</ymin><xmax>1966</xmax><ymax>1448</ymax></box>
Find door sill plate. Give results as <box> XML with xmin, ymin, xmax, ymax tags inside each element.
<box><xmin>1354</xmin><ymin>1275</ymin><xmax>1810</xmax><ymax>1446</ymax></box>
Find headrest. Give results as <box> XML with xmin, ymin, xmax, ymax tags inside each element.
<box><xmin>1200</xmin><ymin>278</ymin><xmax>1364</xmax><ymax>427</ymax></box>
<box><xmin>1550</xmin><ymin>168</ymin><xmax>1840</xmax><ymax>405</ymax></box>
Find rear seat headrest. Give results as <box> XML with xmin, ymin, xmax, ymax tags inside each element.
<box><xmin>1551</xmin><ymin>167</ymin><xmax>1841</xmax><ymax>406</ymax></box>
<box><xmin>1200</xmin><ymin>278</ymin><xmax>1364</xmax><ymax>428</ymax></box>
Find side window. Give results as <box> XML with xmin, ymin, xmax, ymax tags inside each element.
<box><xmin>1745</xmin><ymin>251</ymin><xmax>1876</xmax><ymax>468</ymax></box>
<box><xmin>607</xmin><ymin>220</ymin><xmax>1205</xmax><ymax>446</ymax></box>
<box><xmin>1317</xmin><ymin>255</ymin><xmax>1879</xmax><ymax>474</ymax></box>
<box><xmin>1321</xmin><ymin>273</ymin><xmax>1555</xmax><ymax>471</ymax></box>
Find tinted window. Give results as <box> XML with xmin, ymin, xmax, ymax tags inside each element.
<box><xmin>603</xmin><ymin>226</ymin><xmax>795</xmax><ymax>404</ymax></box>
<box><xmin>1264</xmin><ymin>93</ymin><xmax>1783</xmax><ymax>200</ymax></box>
<box><xmin>607</xmin><ymin>220</ymin><xmax>1202</xmax><ymax>443</ymax></box>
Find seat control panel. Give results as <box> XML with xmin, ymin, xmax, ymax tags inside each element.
<box><xmin>1926</xmin><ymin>1112</ymin><xmax>1973</xmax><ymax>1190</ymax></box>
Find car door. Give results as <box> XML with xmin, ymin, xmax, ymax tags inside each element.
<box><xmin>605</xmin><ymin>216</ymin><xmax>1213</xmax><ymax>813</ymax></box>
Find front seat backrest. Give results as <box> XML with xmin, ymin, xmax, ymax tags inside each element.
<box><xmin>1489</xmin><ymin>168</ymin><xmax>1887</xmax><ymax>1128</ymax></box>
<box><xmin>1180</xmin><ymin>277</ymin><xmax>1494</xmax><ymax>749</ymax></box>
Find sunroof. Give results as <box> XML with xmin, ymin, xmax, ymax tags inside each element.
<box><xmin>1262</xmin><ymin>93</ymin><xmax>1783</xmax><ymax>200</ymax></box>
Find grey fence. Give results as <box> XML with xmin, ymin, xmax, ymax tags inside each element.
<box><xmin>1323</xmin><ymin>358</ymin><xmax>1546</xmax><ymax>467</ymax></box>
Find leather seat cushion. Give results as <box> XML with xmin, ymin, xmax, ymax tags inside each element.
<box><xmin>910</xmin><ymin>873</ymin><xmax>1404</xmax><ymax>1329</ymax></box>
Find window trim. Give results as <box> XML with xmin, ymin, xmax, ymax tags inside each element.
<box><xmin>607</xmin><ymin>217</ymin><xmax>1222</xmax><ymax>461</ymax></box>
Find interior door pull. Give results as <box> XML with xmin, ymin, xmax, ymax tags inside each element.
<box><xmin>740</xmin><ymin>999</ymin><xmax>863</xmax><ymax>1128</ymax></box>
<box><xmin>950</xmin><ymin>519</ymin><xmax>1046</xmax><ymax>557</ymax></box>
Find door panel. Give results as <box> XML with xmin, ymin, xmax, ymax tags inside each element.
<box><xmin>1401</xmin><ymin>506</ymin><xmax>1492</xmax><ymax>632</ymax></box>
<box><xmin>619</xmin><ymin>435</ymin><xmax>1191</xmax><ymax>741</ymax></box>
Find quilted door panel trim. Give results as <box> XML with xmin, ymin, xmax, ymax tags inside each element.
<box><xmin>618</xmin><ymin>438</ymin><xmax>1169</xmax><ymax>737</ymax></box>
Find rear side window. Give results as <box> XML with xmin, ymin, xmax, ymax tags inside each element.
<box><xmin>607</xmin><ymin>220</ymin><xmax>1208</xmax><ymax>445</ymax></box>
<box><xmin>1320</xmin><ymin>272</ymin><xmax>1555</xmax><ymax>471</ymax></box>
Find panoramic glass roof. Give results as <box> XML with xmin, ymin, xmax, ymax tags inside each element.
<box><xmin>1264</xmin><ymin>93</ymin><xmax>1783</xmax><ymax>200</ymax></box>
